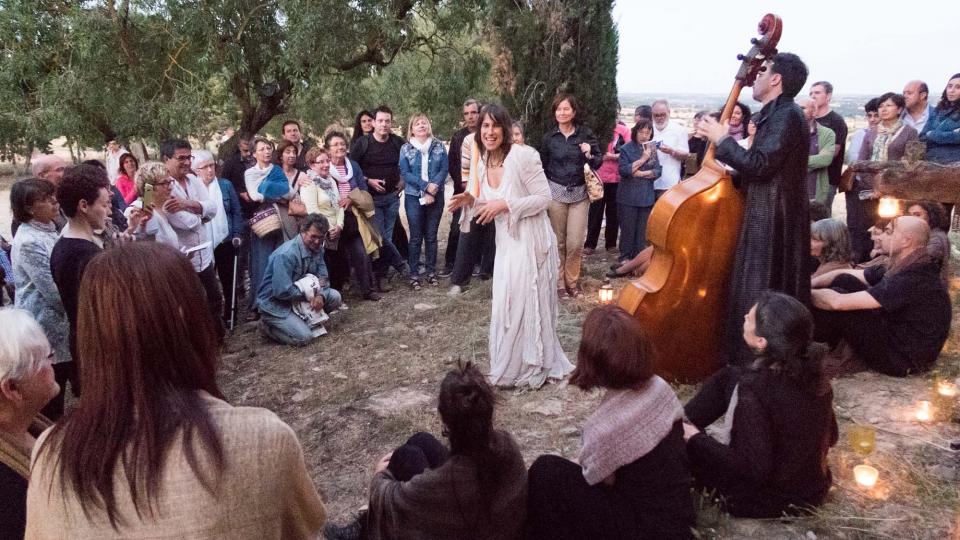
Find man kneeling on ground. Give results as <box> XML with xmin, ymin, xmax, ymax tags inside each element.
<box><xmin>810</xmin><ymin>215</ymin><xmax>951</xmax><ymax>376</ymax></box>
<box><xmin>257</xmin><ymin>214</ymin><xmax>342</xmax><ymax>345</ymax></box>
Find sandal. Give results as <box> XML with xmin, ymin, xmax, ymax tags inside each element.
<box><xmin>426</xmin><ymin>273</ymin><xmax>440</xmax><ymax>286</ymax></box>
<box><xmin>409</xmin><ymin>277</ymin><xmax>422</xmax><ymax>291</ymax></box>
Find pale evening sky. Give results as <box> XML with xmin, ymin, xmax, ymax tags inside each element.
<box><xmin>614</xmin><ymin>0</ymin><xmax>959</xmax><ymax>97</ymax></box>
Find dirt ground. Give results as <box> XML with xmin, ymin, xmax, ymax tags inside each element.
<box><xmin>217</xmin><ymin>206</ymin><xmax>960</xmax><ymax>540</ymax></box>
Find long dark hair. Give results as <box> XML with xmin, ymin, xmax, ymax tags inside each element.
<box><xmin>352</xmin><ymin>109</ymin><xmax>374</xmax><ymax>142</ymax></box>
<box><xmin>477</xmin><ymin>103</ymin><xmax>513</xmax><ymax>163</ymax></box>
<box><xmin>732</xmin><ymin>101</ymin><xmax>752</xmax><ymax>127</ymax></box>
<box><xmin>438</xmin><ymin>363</ymin><xmax>504</xmax><ymax>515</ymax></box>
<box><xmin>752</xmin><ymin>291</ymin><xmax>828</xmax><ymax>394</ymax></box>
<box><xmin>936</xmin><ymin>73</ymin><xmax>960</xmax><ymax>113</ymax></box>
<box><xmin>38</xmin><ymin>242</ymin><xmax>225</xmax><ymax>528</ymax></box>
<box><xmin>909</xmin><ymin>200</ymin><xmax>950</xmax><ymax>232</ymax></box>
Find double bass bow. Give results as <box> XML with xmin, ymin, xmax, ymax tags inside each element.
<box><xmin>617</xmin><ymin>14</ymin><xmax>782</xmax><ymax>383</ymax></box>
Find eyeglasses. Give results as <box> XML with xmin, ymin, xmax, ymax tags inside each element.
<box><xmin>173</xmin><ymin>155</ymin><xmax>193</xmax><ymax>162</ymax></box>
<box><xmin>152</xmin><ymin>180</ymin><xmax>173</xmax><ymax>187</ymax></box>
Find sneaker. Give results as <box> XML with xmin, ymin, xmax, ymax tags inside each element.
<box><xmin>438</xmin><ymin>266</ymin><xmax>453</xmax><ymax>278</ymax></box>
<box><xmin>447</xmin><ymin>285</ymin><xmax>464</xmax><ymax>296</ymax></box>
<box><xmin>363</xmin><ymin>291</ymin><xmax>382</xmax><ymax>301</ymax></box>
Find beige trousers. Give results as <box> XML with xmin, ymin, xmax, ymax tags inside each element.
<box><xmin>548</xmin><ymin>198</ymin><xmax>590</xmax><ymax>288</ymax></box>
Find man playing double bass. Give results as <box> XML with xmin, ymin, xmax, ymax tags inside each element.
<box><xmin>697</xmin><ymin>52</ymin><xmax>811</xmax><ymax>366</ymax></box>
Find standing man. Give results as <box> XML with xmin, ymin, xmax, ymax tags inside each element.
<box><xmin>809</xmin><ymin>81</ymin><xmax>847</xmax><ymax>210</ymax></box>
<box><xmin>280</xmin><ymin>120</ymin><xmax>312</xmax><ymax>170</ymax></box>
<box><xmin>441</xmin><ymin>99</ymin><xmax>480</xmax><ymax>277</ymax></box>
<box><xmin>697</xmin><ymin>52</ymin><xmax>811</xmax><ymax>367</ymax></box>
<box><xmin>221</xmin><ymin>133</ymin><xmax>256</xmax><ymax>216</ymax></box>
<box><xmin>901</xmin><ymin>80</ymin><xmax>934</xmax><ymax>133</ymax></box>
<box><xmin>351</xmin><ymin>105</ymin><xmax>409</xmax><ymax>291</ymax></box>
<box><xmin>160</xmin><ymin>139</ymin><xmax>224</xmax><ymax>335</ymax></box>
<box><xmin>651</xmin><ymin>100</ymin><xmax>689</xmax><ymax>199</ymax></box>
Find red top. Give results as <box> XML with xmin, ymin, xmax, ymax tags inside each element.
<box><xmin>598</xmin><ymin>122</ymin><xmax>632</xmax><ymax>183</ymax></box>
<box><xmin>116</xmin><ymin>174</ymin><xmax>138</xmax><ymax>204</ymax></box>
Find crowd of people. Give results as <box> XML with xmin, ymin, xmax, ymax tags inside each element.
<box><xmin>0</xmin><ymin>59</ymin><xmax>957</xmax><ymax>537</ymax></box>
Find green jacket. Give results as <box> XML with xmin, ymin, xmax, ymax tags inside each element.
<box><xmin>809</xmin><ymin>123</ymin><xmax>835</xmax><ymax>203</ymax></box>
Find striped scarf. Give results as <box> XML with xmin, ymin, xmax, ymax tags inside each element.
<box><xmin>871</xmin><ymin>121</ymin><xmax>904</xmax><ymax>162</ymax></box>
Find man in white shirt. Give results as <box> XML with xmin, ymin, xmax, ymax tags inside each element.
<box><xmin>160</xmin><ymin>139</ymin><xmax>224</xmax><ymax>335</ymax></box>
<box><xmin>901</xmin><ymin>80</ymin><xmax>934</xmax><ymax>133</ymax></box>
<box><xmin>104</xmin><ymin>139</ymin><xmax>128</xmax><ymax>185</ymax></box>
<box><xmin>651</xmin><ymin>100</ymin><xmax>689</xmax><ymax>197</ymax></box>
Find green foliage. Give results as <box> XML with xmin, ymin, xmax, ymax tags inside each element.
<box><xmin>0</xmin><ymin>0</ymin><xmax>490</xmax><ymax>159</ymax></box>
<box><xmin>490</xmin><ymin>0</ymin><xmax>619</xmax><ymax>149</ymax></box>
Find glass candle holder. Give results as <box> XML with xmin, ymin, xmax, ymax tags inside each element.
<box><xmin>847</xmin><ymin>425</ymin><xmax>876</xmax><ymax>457</ymax></box>
<box><xmin>854</xmin><ymin>464</ymin><xmax>879</xmax><ymax>488</ymax></box>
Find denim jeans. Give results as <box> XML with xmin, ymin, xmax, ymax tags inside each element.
<box><xmin>372</xmin><ymin>194</ymin><xmax>405</xmax><ymax>277</ymax></box>
<box><xmin>259</xmin><ymin>288</ymin><xmax>342</xmax><ymax>346</ymax></box>
<box><xmin>249</xmin><ymin>229</ymin><xmax>284</xmax><ymax>309</ymax></box>
<box><xmin>404</xmin><ymin>194</ymin><xmax>444</xmax><ymax>276</ymax></box>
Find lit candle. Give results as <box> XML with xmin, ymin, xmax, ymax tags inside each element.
<box><xmin>598</xmin><ymin>284</ymin><xmax>615</xmax><ymax>304</ymax></box>
<box><xmin>937</xmin><ymin>381</ymin><xmax>958</xmax><ymax>398</ymax></box>
<box><xmin>915</xmin><ymin>400</ymin><xmax>933</xmax><ymax>422</ymax></box>
<box><xmin>877</xmin><ymin>198</ymin><xmax>900</xmax><ymax>218</ymax></box>
<box><xmin>854</xmin><ymin>464</ymin><xmax>879</xmax><ymax>488</ymax></box>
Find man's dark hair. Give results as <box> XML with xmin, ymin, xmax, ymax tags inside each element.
<box><xmin>373</xmin><ymin>105</ymin><xmax>394</xmax><ymax>119</ymax></box>
<box><xmin>808</xmin><ymin>200</ymin><xmax>831</xmax><ymax>223</ymax></box>
<box><xmin>772</xmin><ymin>53</ymin><xmax>809</xmax><ymax>98</ymax></box>
<box><xmin>301</xmin><ymin>213</ymin><xmax>329</xmax><ymax>235</ymax></box>
<box><xmin>877</xmin><ymin>92</ymin><xmax>906</xmax><ymax>110</ymax></box>
<box><xmin>864</xmin><ymin>97</ymin><xmax>881</xmax><ymax>114</ymax></box>
<box><xmin>10</xmin><ymin>178</ymin><xmax>56</xmax><ymax>223</ymax></box>
<box><xmin>58</xmin><ymin>164</ymin><xmax>111</xmax><ymax>218</ymax></box>
<box><xmin>811</xmin><ymin>80</ymin><xmax>833</xmax><ymax>95</ymax></box>
<box><xmin>634</xmin><ymin>105</ymin><xmax>652</xmax><ymax>120</ymax></box>
<box><xmin>159</xmin><ymin>139</ymin><xmax>191</xmax><ymax>160</ymax></box>
<box><xmin>281</xmin><ymin>120</ymin><xmax>301</xmax><ymax>132</ymax></box>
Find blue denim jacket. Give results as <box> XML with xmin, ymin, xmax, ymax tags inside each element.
<box><xmin>256</xmin><ymin>234</ymin><xmax>329</xmax><ymax>317</ymax></box>
<box><xmin>617</xmin><ymin>141</ymin><xmax>662</xmax><ymax>207</ymax></box>
<box><xmin>919</xmin><ymin>108</ymin><xmax>960</xmax><ymax>164</ymax></box>
<box><xmin>399</xmin><ymin>139</ymin><xmax>449</xmax><ymax>197</ymax></box>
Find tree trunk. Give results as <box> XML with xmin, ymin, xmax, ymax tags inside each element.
<box><xmin>847</xmin><ymin>160</ymin><xmax>960</xmax><ymax>204</ymax></box>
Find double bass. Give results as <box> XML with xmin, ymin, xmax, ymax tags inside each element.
<box><xmin>617</xmin><ymin>14</ymin><xmax>782</xmax><ymax>383</ymax></box>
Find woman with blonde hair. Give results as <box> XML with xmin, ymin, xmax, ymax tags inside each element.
<box><xmin>399</xmin><ymin>113</ymin><xmax>448</xmax><ymax>289</ymax></box>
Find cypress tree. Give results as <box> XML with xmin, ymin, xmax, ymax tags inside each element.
<box><xmin>490</xmin><ymin>0</ymin><xmax>619</xmax><ymax>149</ymax></box>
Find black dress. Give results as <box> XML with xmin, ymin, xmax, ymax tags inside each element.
<box><xmin>715</xmin><ymin>95</ymin><xmax>811</xmax><ymax>366</ymax></box>
<box><xmin>685</xmin><ymin>366</ymin><xmax>838</xmax><ymax>518</ymax></box>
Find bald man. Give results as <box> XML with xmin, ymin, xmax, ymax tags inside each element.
<box><xmin>811</xmin><ymin>216</ymin><xmax>951</xmax><ymax>376</ymax></box>
<box><xmin>901</xmin><ymin>80</ymin><xmax>934</xmax><ymax>133</ymax></box>
<box><xmin>30</xmin><ymin>155</ymin><xmax>68</xmax><ymax>186</ymax></box>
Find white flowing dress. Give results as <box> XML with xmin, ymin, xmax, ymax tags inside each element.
<box><xmin>467</xmin><ymin>144</ymin><xmax>573</xmax><ymax>388</ymax></box>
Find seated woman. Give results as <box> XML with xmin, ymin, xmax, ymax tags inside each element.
<box><xmin>683</xmin><ymin>291</ymin><xmax>838</xmax><ymax>518</ymax></box>
<box><xmin>906</xmin><ymin>200</ymin><xmax>952</xmax><ymax>285</ymax></box>
<box><xmin>27</xmin><ymin>242</ymin><xmax>326</xmax><ymax>537</ymax></box>
<box><xmin>810</xmin><ymin>218</ymin><xmax>853</xmax><ymax>277</ymax></box>
<box><xmin>525</xmin><ymin>305</ymin><xmax>695</xmax><ymax>540</ymax></box>
<box><xmin>0</xmin><ymin>308</ymin><xmax>58</xmax><ymax>539</ymax></box>
<box><xmin>325</xmin><ymin>363</ymin><xmax>527</xmax><ymax>540</ymax></box>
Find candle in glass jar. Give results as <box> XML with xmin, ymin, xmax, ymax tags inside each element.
<box><xmin>854</xmin><ymin>464</ymin><xmax>879</xmax><ymax>488</ymax></box>
<box><xmin>915</xmin><ymin>400</ymin><xmax>933</xmax><ymax>422</ymax></box>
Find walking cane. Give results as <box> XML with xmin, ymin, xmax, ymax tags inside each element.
<box><xmin>229</xmin><ymin>250</ymin><xmax>239</xmax><ymax>331</ymax></box>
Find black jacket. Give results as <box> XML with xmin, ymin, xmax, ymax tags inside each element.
<box><xmin>539</xmin><ymin>125</ymin><xmax>602</xmax><ymax>187</ymax></box>
<box><xmin>715</xmin><ymin>95</ymin><xmax>811</xmax><ymax>366</ymax></box>
<box><xmin>448</xmin><ymin>126</ymin><xmax>472</xmax><ymax>194</ymax></box>
<box><xmin>685</xmin><ymin>366</ymin><xmax>838</xmax><ymax>518</ymax></box>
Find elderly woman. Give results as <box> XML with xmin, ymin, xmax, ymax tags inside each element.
<box><xmin>26</xmin><ymin>242</ymin><xmax>327</xmax><ymax>537</ymax></box>
<box><xmin>525</xmin><ymin>305</ymin><xmax>695</xmax><ymax>540</ymax></box>
<box><xmin>683</xmin><ymin>292</ymin><xmax>837</xmax><ymax>518</ymax></box>
<box><xmin>540</xmin><ymin>93</ymin><xmax>603</xmax><ymax>298</ymax></box>
<box><xmin>810</xmin><ymin>218</ymin><xmax>853</xmax><ymax>277</ymax></box>
<box><xmin>193</xmin><ymin>151</ymin><xmax>245</xmax><ymax>324</ymax></box>
<box><xmin>130</xmin><ymin>161</ymin><xmax>180</xmax><ymax>249</ymax></box>
<box><xmin>303</xmin><ymin>144</ymin><xmax>378</xmax><ymax>302</ymax></box>
<box><xmin>10</xmin><ymin>179</ymin><xmax>72</xmax><ymax>420</ymax></box>
<box><xmin>400</xmin><ymin>113</ymin><xmax>448</xmax><ymax>289</ymax></box>
<box><xmin>0</xmin><ymin>308</ymin><xmax>58</xmax><ymax>538</ymax></box>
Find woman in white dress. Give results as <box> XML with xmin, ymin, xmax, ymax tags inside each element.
<box><xmin>449</xmin><ymin>104</ymin><xmax>573</xmax><ymax>389</ymax></box>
